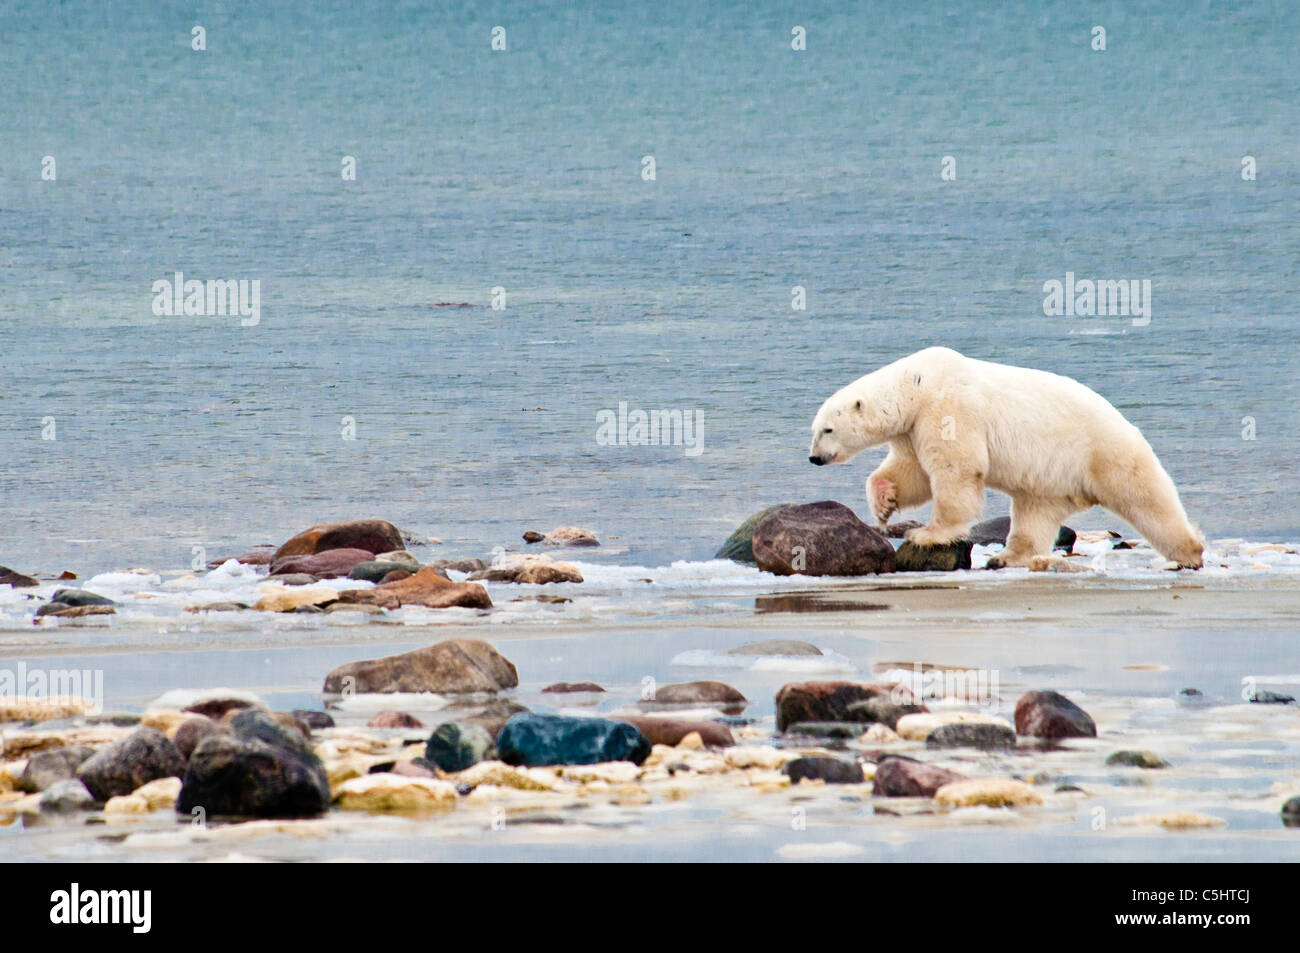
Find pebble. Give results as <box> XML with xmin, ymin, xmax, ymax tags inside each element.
<box><xmin>934</xmin><ymin>778</ymin><xmax>1043</xmax><ymax>808</ymax></box>
<box><xmin>334</xmin><ymin>774</ymin><xmax>459</xmax><ymax>813</ymax></box>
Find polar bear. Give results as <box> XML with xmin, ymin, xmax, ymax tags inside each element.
<box><xmin>808</xmin><ymin>347</ymin><xmax>1204</xmax><ymax>569</ymax></box>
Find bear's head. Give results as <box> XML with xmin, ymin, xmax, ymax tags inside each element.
<box><xmin>808</xmin><ymin>393</ymin><xmax>869</xmax><ymax>466</ymax></box>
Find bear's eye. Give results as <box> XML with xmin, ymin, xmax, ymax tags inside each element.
<box><xmin>822</xmin><ymin>428</ymin><xmax>833</xmax><ymax>434</ymax></box>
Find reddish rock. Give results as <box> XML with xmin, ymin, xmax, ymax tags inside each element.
<box><xmin>184</xmin><ymin>697</ymin><xmax>258</xmax><ymax>720</ymax></box>
<box><xmin>872</xmin><ymin>755</ymin><xmax>969</xmax><ymax>797</ymax></box>
<box><xmin>541</xmin><ymin>682</ymin><xmax>606</xmax><ymax>694</ymax></box>
<box><xmin>173</xmin><ymin>716</ymin><xmax>219</xmax><ymax>760</ymax></box>
<box><xmin>206</xmin><ymin>549</ymin><xmax>275</xmax><ymax>569</ymax></box>
<box><xmin>367</xmin><ymin>710</ymin><xmax>426</xmax><ymax>729</ymax></box>
<box><xmin>334</xmin><ymin>566</ymin><xmax>490</xmax><ymax>611</ymax></box>
<box><xmin>1014</xmin><ymin>690</ymin><xmax>1097</xmax><ymax>739</ymax></box>
<box><xmin>270</xmin><ymin>548</ymin><xmax>375</xmax><ymax>579</ymax></box>
<box><xmin>775</xmin><ymin>680</ymin><xmax>925</xmax><ymax>732</ymax></box>
<box><xmin>323</xmin><ymin>638</ymin><xmax>519</xmax><ymax>695</ymax></box>
<box><xmin>391</xmin><ymin>759</ymin><xmax>438</xmax><ymax>779</ymax></box>
<box><xmin>273</xmin><ymin>519</ymin><xmax>406</xmax><ymax>561</ymax></box>
<box><xmin>379</xmin><ymin>568</ymin><xmax>413</xmax><ymax>584</ymax></box>
<box><xmin>0</xmin><ymin>567</ymin><xmax>39</xmax><ymax>588</ymax></box>
<box><xmin>647</xmin><ymin>681</ymin><xmax>748</xmax><ymax>711</ymax></box>
<box><xmin>752</xmin><ymin>501</ymin><xmax>896</xmax><ymax>576</ymax></box>
<box><xmin>613</xmin><ymin>715</ymin><xmax>735</xmax><ymax>748</ymax></box>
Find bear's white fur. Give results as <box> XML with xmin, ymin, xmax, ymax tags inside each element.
<box><xmin>808</xmin><ymin>347</ymin><xmax>1204</xmax><ymax>569</ymax></box>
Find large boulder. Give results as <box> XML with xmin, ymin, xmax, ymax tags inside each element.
<box><xmin>177</xmin><ymin>710</ymin><xmax>330</xmax><ymax>818</ymax></box>
<box><xmin>323</xmin><ymin>638</ymin><xmax>518</xmax><ymax>695</ymax></box>
<box><xmin>272</xmin><ymin>519</ymin><xmax>406</xmax><ymax>561</ymax></box>
<box><xmin>334</xmin><ymin>566</ymin><xmax>491</xmax><ymax>610</ymax></box>
<box><xmin>76</xmin><ymin>728</ymin><xmax>185</xmax><ymax>801</ymax></box>
<box><xmin>496</xmin><ymin>713</ymin><xmax>651</xmax><ymax>767</ymax></box>
<box><xmin>752</xmin><ymin>501</ymin><xmax>895</xmax><ymax>576</ymax></box>
<box><xmin>895</xmin><ymin>539</ymin><xmax>973</xmax><ymax>572</ymax></box>
<box><xmin>714</xmin><ymin>504</ymin><xmax>796</xmax><ymax>564</ymax></box>
<box><xmin>425</xmin><ymin>722</ymin><xmax>496</xmax><ymax>772</ymax></box>
<box><xmin>613</xmin><ymin>716</ymin><xmax>735</xmax><ymax>748</ymax></box>
<box><xmin>872</xmin><ymin>755</ymin><xmax>969</xmax><ymax>797</ymax></box>
<box><xmin>775</xmin><ymin>680</ymin><xmax>924</xmax><ymax>732</ymax></box>
<box><xmin>971</xmin><ymin>516</ymin><xmax>1075</xmax><ymax>552</ymax></box>
<box><xmin>644</xmin><ymin>680</ymin><xmax>747</xmax><ymax>711</ymax></box>
<box><xmin>1014</xmin><ymin>690</ymin><xmax>1097</xmax><ymax>739</ymax></box>
<box><xmin>270</xmin><ymin>548</ymin><xmax>376</xmax><ymax>578</ymax></box>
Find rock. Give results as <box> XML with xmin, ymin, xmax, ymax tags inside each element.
<box><xmin>726</xmin><ymin>640</ymin><xmax>822</xmax><ymax>657</ymax></box>
<box><xmin>206</xmin><ymin>549</ymin><xmax>275</xmax><ymax>569</ymax></box>
<box><xmin>872</xmin><ymin>756</ymin><xmax>969</xmax><ymax>797</ymax></box>
<box><xmin>272</xmin><ymin>519</ymin><xmax>406</xmax><ymax>561</ymax></box>
<box><xmin>252</xmin><ymin>586</ymin><xmax>339</xmax><ymax>613</ymax></box>
<box><xmin>104</xmin><ymin>793</ymin><xmax>149</xmax><ymax>816</ymax></box>
<box><xmin>433</xmin><ymin>558</ymin><xmax>487</xmax><ymax>574</ymax></box>
<box><xmin>714</xmin><ymin>504</ymin><xmax>796</xmax><ymax>564</ymax></box>
<box><xmin>496</xmin><ymin>713</ymin><xmax>651</xmax><ymax>767</ymax></box>
<box><xmin>379</xmin><ymin>569</ymin><xmax>412</xmax><ymax>584</ymax></box>
<box><xmin>1282</xmin><ymin>796</ymin><xmax>1300</xmax><ymax>827</ymax></box>
<box><xmin>453</xmin><ymin>760</ymin><xmax>559</xmax><ymax>792</ymax></box>
<box><xmin>471</xmin><ymin>554</ymin><xmax>584</xmax><ymax>585</ymax></box>
<box><xmin>334</xmin><ymin>566</ymin><xmax>491</xmax><ymax>610</ymax></box>
<box><xmin>349</xmin><ymin>559</ymin><xmax>437</xmax><ymax>583</ymax></box>
<box><xmin>184</xmin><ymin>697</ymin><xmax>259</xmax><ymax>720</ymax></box>
<box><xmin>48</xmin><ymin>588</ymin><xmax>115</xmax><ymax>607</ymax></box>
<box><xmin>775</xmin><ymin>681</ymin><xmax>924</xmax><ymax>732</ymax></box>
<box><xmin>895</xmin><ymin>539</ymin><xmax>973</xmax><ymax>572</ymax></box>
<box><xmin>268</xmin><ymin>573</ymin><xmax>318</xmax><ymax>586</ymax></box>
<box><xmin>541</xmin><ymin>681</ymin><xmax>606</xmax><ymax>694</ymax></box>
<box><xmin>752</xmin><ymin>501</ymin><xmax>896</xmax><ymax>576</ymax></box>
<box><xmin>1248</xmin><ymin>690</ymin><xmax>1295</xmax><ymax>704</ymax></box>
<box><xmin>884</xmin><ymin>520</ymin><xmax>924</xmax><ymax>539</ymax></box>
<box><xmin>367</xmin><ymin>710</ymin><xmax>425</xmax><ymax>730</ymax></box>
<box><xmin>323</xmin><ymin>638</ymin><xmax>518</xmax><ymax>695</ymax></box>
<box><xmin>935</xmin><ymin>778</ymin><xmax>1043</xmax><ymax>807</ymax></box>
<box><xmin>723</xmin><ymin>746</ymin><xmax>792</xmax><ymax>770</ymax></box>
<box><xmin>0</xmin><ymin>567</ymin><xmax>39</xmax><ymax>587</ymax></box>
<box><xmin>335</xmin><ymin>773</ymin><xmax>459</xmax><ymax>813</ymax></box>
<box><xmin>1122</xmin><ymin>812</ymin><xmax>1227</xmax><ymax>830</ymax></box>
<box><xmin>267</xmin><ymin>712</ymin><xmax>313</xmax><ymax>741</ymax></box>
<box><xmin>374</xmin><ymin>550</ymin><xmax>420</xmax><ymax>566</ymax></box>
<box><xmin>425</xmin><ymin>722</ymin><xmax>495</xmax><ymax>772</ymax></box>
<box><xmin>36</xmin><ymin>604</ymin><xmax>116</xmax><ymax>619</ymax></box>
<box><xmin>463</xmin><ymin>701</ymin><xmax>531</xmax><ymax>740</ymax></box>
<box><xmin>76</xmin><ymin>728</ymin><xmax>185</xmax><ymax>801</ymax></box>
<box><xmin>325</xmin><ymin>602</ymin><xmax>386</xmax><ymax>615</ymax></box>
<box><xmin>391</xmin><ymin>759</ymin><xmax>438</xmax><ymax>779</ymax></box>
<box><xmin>523</xmin><ymin>527</ymin><xmax>600</xmax><ymax>546</ymax></box>
<box><xmin>293</xmin><ymin>710</ymin><xmax>335</xmax><ymax>730</ymax></box>
<box><xmin>784</xmin><ymin>721</ymin><xmax>865</xmax><ymax>739</ymax></box>
<box><xmin>0</xmin><ymin>697</ymin><xmax>97</xmax><ymax>722</ymax></box>
<box><xmin>522</xmin><ymin>531</ymin><xmax>545</xmax><ymax>543</ymax></box>
<box><xmin>613</xmin><ymin>716</ymin><xmax>735</xmax><ymax>748</ymax></box>
<box><xmin>130</xmin><ymin>776</ymin><xmax>183</xmax><ymax>810</ymax></box>
<box><xmin>926</xmin><ymin>723</ymin><xmax>1017</xmax><ymax>750</ymax></box>
<box><xmin>270</xmin><ymin>548</ymin><xmax>375</xmax><ymax>579</ymax></box>
<box><xmin>784</xmin><ymin>756</ymin><xmax>865</xmax><ymax>784</ymax></box>
<box><xmin>1106</xmin><ymin>750</ymin><xmax>1170</xmax><ymax>769</ymax></box>
<box><xmin>896</xmin><ymin>711</ymin><xmax>1012</xmax><ymax>741</ymax></box>
<box><xmin>646</xmin><ymin>681</ymin><xmax>747</xmax><ymax>710</ymax></box>
<box><xmin>1014</xmin><ymin>690</ymin><xmax>1097</xmax><ymax>739</ymax></box>
<box><xmin>40</xmin><ymin>779</ymin><xmax>97</xmax><ymax>812</ymax></box>
<box><xmin>971</xmin><ymin>516</ymin><xmax>1075</xmax><ymax>552</ymax></box>
<box><xmin>18</xmin><ymin>745</ymin><xmax>95</xmax><ymax>792</ymax></box>
<box><xmin>177</xmin><ymin>711</ymin><xmax>330</xmax><ymax>818</ymax></box>
<box><xmin>173</xmin><ymin>717</ymin><xmax>219</xmax><ymax>760</ymax></box>
<box><xmin>184</xmin><ymin>601</ymin><xmax>251</xmax><ymax>613</ymax></box>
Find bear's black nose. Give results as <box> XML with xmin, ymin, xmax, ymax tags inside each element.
<box><xmin>809</xmin><ymin>455</ymin><xmax>825</xmax><ymax>466</ymax></box>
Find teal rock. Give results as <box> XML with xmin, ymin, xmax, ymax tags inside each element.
<box><xmin>926</xmin><ymin>723</ymin><xmax>1016</xmax><ymax>750</ymax></box>
<box><xmin>496</xmin><ymin>713</ymin><xmax>651</xmax><ymax>767</ymax></box>
<box><xmin>350</xmin><ymin>560</ymin><xmax>424</xmax><ymax>583</ymax></box>
<box><xmin>895</xmin><ymin>539</ymin><xmax>973</xmax><ymax>571</ymax></box>
<box><xmin>714</xmin><ymin>504</ymin><xmax>796</xmax><ymax>564</ymax></box>
<box><xmin>1106</xmin><ymin>750</ymin><xmax>1170</xmax><ymax>769</ymax></box>
<box><xmin>424</xmin><ymin>722</ymin><xmax>495</xmax><ymax>772</ymax></box>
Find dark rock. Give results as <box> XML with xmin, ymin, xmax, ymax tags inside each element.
<box><xmin>970</xmin><ymin>516</ymin><xmax>1075</xmax><ymax>552</ymax></box>
<box><xmin>752</xmin><ymin>501</ymin><xmax>896</xmax><ymax>576</ymax></box>
<box><xmin>496</xmin><ymin>713</ymin><xmax>651</xmax><ymax>767</ymax></box>
<box><xmin>462</xmin><ymin>700</ymin><xmax>531</xmax><ymax>740</ymax></box>
<box><xmin>367</xmin><ymin>710</ymin><xmax>425</xmax><ymax>729</ymax></box>
<box><xmin>76</xmin><ymin>728</ymin><xmax>185</xmax><ymax>801</ymax></box>
<box><xmin>184</xmin><ymin>697</ymin><xmax>258</xmax><ymax>721</ymax></box>
<box><xmin>40</xmin><ymin>778</ymin><xmax>97</xmax><ymax>812</ymax></box>
<box><xmin>433</xmin><ymin>558</ymin><xmax>487</xmax><ymax>574</ymax></box>
<box><xmin>1248</xmin><ymin>690</ymin><xmax>1295</xmax><ymax>705</ymax></box>
<box><xmin>884</xmin><ymin>520</ymin><xmax>924</xmax><ymax>539</ymax></box>
<box><xmin>645</xmin><ymin>680</ymin><xmax>747</xmax><ymax>711</ymax></box>
<box><xmin>270</xmin><ymin>548</ymin><xmax>375</xmax><ymax>579</ymax></box>
<box><xmin>272</xmin><ymin>519</ymin><xmax>406</xmax><ymax>561</ymax></box>
<box><xmin>1106</xmin><ymin>750</ymin><xmax>1169</xmax><ymax>768</ymax></box>
<box><xmin>784</xmin><ymin>756</ymin><xmax>865</xmax><ymax>784</ymax></box>
<box><xmin>293</xmin><ymin>604</ymin><xmax>324</xmax><ymax>613</ymax></box>
<box><xmin>522</xmin><ymin>531</ymin><xmax>545</xmax><ymax>543</ymax></box>
<box><xmin>177</xmin><ymin>711</ymin><xmax>330</xmax><ymax>818</ymax></box>
<box><xmin>775</xmin><ymin>681</ymin><xmax>925</xmax><ymax>732</ymax></box>
<box><xmin>292</xmin><ymin>709</ymin><xmax>335</xmax><ymax>730</ymax></box>
<box><xmin>1014</xmin><ymin>690</ymin><xmax>1098</xmax><ymax>739</ymax></box>
<box><xmin>173</xmin><ymin>716</ymin><xmax>219</xmax><ymax>760</ymax></box>
<box><xmin>323</xmin><ymin>638</ymin><xmax>517</xmax><ymax>695</ymax></box>
<box><xmin>726</xmin><ymin>640</ymin><xmax>822</xmax><ymax>657</ymax></box>
<box><xmin>0</xmin><ymin>567</ymin><xmax>39</xmax><ymax>588</ymax></box>
<box><xmin>784</xmin><ymin>721</ymin><xmax>866</xmax><ymax>739</ymax></box>
<box><xmin>895</xmin><ymin>539</ymin><xmax>973</xmax><ymax>572</ymax></box>
<box><xmin>333</xmin><ymin>566</ymin><xmax>492</xmax><ymax>610</ymax></box>
<box><xmin>470</xmin><ymin>562</ymin><xmax>584</xmax><ymax>584</ymax></box>
<box><xmin>613</xmin><ymin>716</ymin><xmax>735</xmax><ymax>748</ymax></box>
<box><xmin>18</xmin><ymin>745</ymin><xmax>95</xmax><ymax>792</ymax></box>
<box><xmin>269</xmin><ymin>574</ymin><xmax>318</xmax><ymax>587</ymax></box>
<box><xmin>541</xmin><ymin>681</ymin><xmax>606</xmax><ymax>694</ymax></box>
<box><xmin>348</xmin><ymin>560</ymin><xmax>435</xmax><ymax>583</ymax></box>
<box><xmin>714</xmin><ymin>504</ymin><xmax>796</xmax><ymax>564</ymax></box>
<box><xmin>1179</xmin><ymin>688</ymin><xmax>1203</xmax><ymax>697</ymax></box>
<box><xmin>872</xmin><ymin>755</ymin><xmax>969</xmax><ymax>797</ymax></box>
<box><xmin>926</xmin><ymin>723</ymin><xmax>1017</xmax><ymax>750</ymax></box>
<box><xmin>48</xmin><ymin>588</ymin><xmax>115</xmax><ymax>607</ymax></box>
<box><xmin>380</xmin><ymin>569</ymin><xmax>413</xmax><ymax>584</ymax></box>
<box><xmin>424</xmin><ymin>722</ymin><xmax>495</xmax><ymax>772</ymax></box>
<box><xmin>1283</xmin><ymin>796</ymin><xmax>1300</xmax><ymax>827</ymax></box>
<box><xmin>57</xmin><ymin>570</ymin><xmax>77</xmax><ymax>579</ymax></box>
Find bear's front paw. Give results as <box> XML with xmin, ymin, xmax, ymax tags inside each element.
<box><xmin>869</xmin><ymin>478</ymin><xmax>897</xmax><ymax>524</ymax></box>
<box><xmin>904</xmin><ymin>525</ymin><xmax>966</xmax><ymax>547</ymax></box>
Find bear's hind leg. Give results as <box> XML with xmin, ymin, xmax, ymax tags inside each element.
<box><xmin>1096</xmin><ymin>481</ymin><xmax>1204</xmax><ymax>569</ymax></box>
<box><xmin>986</xmin><ymin>496</ymin><xmax>1078</xmax><ymax>569</ymax></box>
